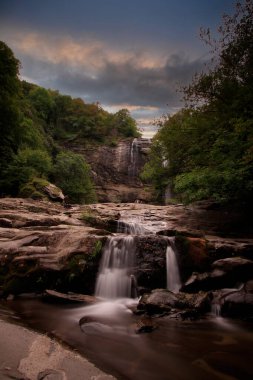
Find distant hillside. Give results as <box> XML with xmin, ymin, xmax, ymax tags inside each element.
<box><xmin>0</xmin><ymin>41</ymin><xmax>140</xmax><ymax>203</ymax></box>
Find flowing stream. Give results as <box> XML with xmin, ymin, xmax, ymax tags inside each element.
<box><xmin>1</xmin><ymin>297</ymin><xmax>253</xmax><ymax>380</ymax></box>
<box><xmin>0</xmin><ymin>217</ymin><xmax>253</xmax><ymax>379</ymax></box>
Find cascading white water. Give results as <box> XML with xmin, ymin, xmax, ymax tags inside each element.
<box><xmin>128</xmin><ymin>138</ymin><xmax>138</xmax><ymax>177</ymax></box>
<box><xmin>95</xmin><ymin>235</ymin><xmax>137</xmax><ymax>299</ymax></box>
<box><xmin>166</xmin><ymin>238</ymin><xmax>181</xmax><ymax>293</ymax></box>
<box><xmin>117</xmin><ymin>220</ymin><xmax>149</xmax><ymax>235</ymax></box>
<box><xmin>211</xmin><ymin>303</ymin><xmax>221</xmax><ymax>317</ymax></box>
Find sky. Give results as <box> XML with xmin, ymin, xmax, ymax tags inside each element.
<box><xmin>0</xmin><ymin>0</ymin><xmax>235</xmax><ymax>136</ymax></box>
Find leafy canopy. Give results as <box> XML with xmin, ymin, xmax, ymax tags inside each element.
<box><xmin>143</xmin><ymin>0</ymin><xmax>253</xmax><ymax>204</ymax></box>
<box><xmin>52</xmin><ymin>152</ymin><xmax>96</xmax><ymax>204</ymax></box>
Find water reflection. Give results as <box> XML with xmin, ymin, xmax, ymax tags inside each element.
<box><xmin>1</xmin><ymin>297</ymin><xmax>253</xmax><ymax>380</ymax></box>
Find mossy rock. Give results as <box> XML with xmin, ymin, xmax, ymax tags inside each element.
<box><xmin>19</xmin><ymin>177</ymin><xmax>64</xmax><ymax>202</ymax></box>
<box><xmin>19</xmin><ymin>177</ymin><xmax>49</xmax><ymax>199</ymax></box>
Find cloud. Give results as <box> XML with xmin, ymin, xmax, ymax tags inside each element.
<box><xmin>52</xmin><ymin>52</ymin><xmax>204</xmax><ymax>107</ymax></box>
<box><xmin>5</xmin><ymin>30</ymin><xmax>206</xmax><ymax>121</ymax></box>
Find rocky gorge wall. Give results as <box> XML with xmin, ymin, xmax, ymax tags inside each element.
<box><xmin>64</xmin><ymin>138</ymin><xmax>152</xmax><ymax>202</ymax></box>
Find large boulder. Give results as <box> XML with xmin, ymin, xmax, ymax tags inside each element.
<box><xmin>221</xmin><ymin>280</ymin><xmax>253</xmax><ymax>319</ymax></box>
<box><xmin>212</xmin><ymin>256</ymin><xmax>253</xmax><ymax>273</ymax></box>
<box><xmin>19</xmin><ymin>178</ymin><xmax>64</xmax><ymax>203</ymax></box>
<box><xmin>43</xmin><ymin>183</ymin><xmax>65</xmax><ymax>202</ymax></box>
<box><xmin>181</xmin><ymin>257</ymin><xmax>253</xmax><ymax>293</ymax></box>
<box><xmin>135</xmin><ymin>236</ymin><xmax>168</xmax><ymax>292</ymax></box>
<box><xmin>138</xmin><ymin>289</ymin><xmax>179</xmax><ymax>314</ymax></box>
<box><xmin>137</xmin><ymin>288</ymin><xmax>212</xmax><ymax>316</ymax></box>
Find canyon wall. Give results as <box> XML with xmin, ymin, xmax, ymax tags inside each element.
<box><xmin>65</xmin><ymin>138</ymin><xmax>152</xmax><ymax>202</ymax></box>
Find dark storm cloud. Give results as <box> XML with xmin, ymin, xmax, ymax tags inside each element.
<box><xmin>51</xmin><ymin>54</ymin><xmax>204</xmax><ymax>108</ymax></box>
<box><xmin>0</xmin><ymin>0</ymin><xmax>234</xmax><ymax>50</ymax></box>
<box><xmin>0</xmin><ymin>0</ymin><xmax>235</xmax><ymax>121</ymax></box>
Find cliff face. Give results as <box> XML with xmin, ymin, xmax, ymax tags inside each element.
<box><xmin>65</xmin><ymin>138</ymin><xmax>152</xmax><ymax>202</ymax></box>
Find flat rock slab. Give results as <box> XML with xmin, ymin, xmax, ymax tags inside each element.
<box><xmin>0</xmin><ymin>318</ymin><xmax>115</xmax><ymax>380</ymax></box>
<box><xmin>45</xmin><ymin>290</ymin><xmax>98</xmax><ymax>304</ymax></box>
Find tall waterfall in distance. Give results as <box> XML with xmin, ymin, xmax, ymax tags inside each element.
<box><xmin>166</xmin><ymin>237</ymin><xmax>181</xmax><ymax>293</ymax></box>
<box><xmin>95</xmin><ymin>236</ymin><xmax>137</xmax><ymax>299</ymax></box>
<box><xmin>128</xmin><ymin>138</ymin><xmax>138</xmax><ymax>177</ymax></box>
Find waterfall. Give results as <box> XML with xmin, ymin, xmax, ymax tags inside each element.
<box><xmin>117</xmin><ymin>220</ymin><xmax>149</xmax><ymax>235</ymax></box>
<box><xmin>128</xmin><ymin>138</ymin><xmax>138</xmax><ymax>177</ymax></box>
<box><xmin>95</xmin><ymin>236</ymin><xmax>137</xmax><ymax>299</ymax></box>
<box><xmin>212</xmin><ymin>303</ymin><xmax>221</xmax><ymax>317</ymax></box>
<box><xmin>166</xmin><ymin>238</ymin><xmax>181</xmax><ymax>293</ymax></box>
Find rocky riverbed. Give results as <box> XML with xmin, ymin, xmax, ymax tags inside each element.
<box><xmin>0</xmin><ymin>197</ymin><xmax>253</xmax><ymax>320</ymax></box>
<box><xmin>0</xmin><ymin>317</ymin><xmax>115</xmax><ymax>380</ymax></box>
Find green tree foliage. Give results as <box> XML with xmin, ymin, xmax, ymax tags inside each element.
<box><xmin>52</xmin><ymin>152</ymin><xmax>96</xmax><ymax>204</ymax></box>
<box><xmin>140</xmin><ymin>138</ymin><xmax>168</xmax><ymax>200</ymax></box>
<box><xmin>111</xmin><ymin>109</ymin><xmax>141</xmax><ymax>138</ymax></box>
<box><xmin>0</xmin><ymin>41</ymin><xmax>21</xmax><ymax>181</ymax></box>
<box><xmin>29</xmin><ymin>87</ymin><xmax>55</xmax><ymax>124</ymax></box>
<box><xmin>3</xmin><ymin>149</ymin><xmax>52</xmax><ymax>195</ymax></box>
<box><xmin>144</xmin><ymin>1</ymin><xmax>253</xmax><ymax>204</ymax></box>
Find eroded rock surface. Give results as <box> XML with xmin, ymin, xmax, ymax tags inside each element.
<box><xmin>137</xmin><ymin>288</ymin><xmax>212</xmax><ymax>319</ymax></box>
<box><xmin>0</xmin><ymin>197</ymin><xmax>253</xmax><ymax>322</ymax></box>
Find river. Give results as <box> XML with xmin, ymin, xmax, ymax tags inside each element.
<box><xmin>1</xmin><ymin>296</ymin><xmax>253</xmax><ymax>380</ymax></box>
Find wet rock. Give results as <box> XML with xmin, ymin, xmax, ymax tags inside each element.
<box><xmin>177</xmin><ymin>291</ymin><xmax>212</xmax><ymax>313</ymax></box>
<box><xmin>138</xmin><ymin>289</ymin><xmax>212</xmax><ymax>318</ymax></box>
<box><xmin>221</xmin><ymin>281</ymin><xmax>253</xmax><ymax>319</ymax></box>
<box><xmin>1</xmin><ymin>197</ymin><xmax>253</xmax><ymax>311</ymax></box>
<box><xmin>181</xmin><ymin>270</ymin><xmax>226</xmax><ymax>293</ymax></box>
<box><xmin>136</xmin><ymin>236</ymin><xmax>167</xmax><ymax>290</ymax></box>
<box><xmin>135</xmin><ymin>316</ymin><xmax>157</xmax><ymax>334</ymax></box>
<box><xmin>245</xmin><ymin>280</ymin><xmax>253</xmax><ymax>293</ymax></box>
<box><xmin>38</xmin><ymin>369</ymin><xmax>64</xmax><ymax>380</ymax></box>
<box><xmin>138</xmin><ymin>289</ymin><xmax>179</xmax><ymax>314</ymax></box>
<box><xmin>79</xmin><ymin>315</ymin><xmax>112</xmax><ymax>334</ymax></box>
<box><xmin>212</xmin><ymin>256</ymin><xmax>253</xmax><ymax>273</ymax></box>
<box><xmin>182</xmin><ymin>257</ymin><xmax>253</xmax><ymax>293</ymax></box>
<box><xmin>206</xmin><ymin>237</ymin><xmax>253</xmax><ymax>261</ymax></box>
<box><xmin>157</xmin><ymin>229</ymin><xmax>204</xmax><ymax>238</ymax></box>
<box><xmin>44</xmin><ymin>290</ymin><xmax>98</xmax><ymax>304</ymax></box>
<box><xmin>0</xmin><ymin>218</ymin><xmax>13</xmax><ymax>228</ymax></box>
<box><xmin>176</xmin><ymin>309</ymin><xmax>200</xmax><ymax>321</ymax></box>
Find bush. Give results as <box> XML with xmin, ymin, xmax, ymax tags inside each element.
<box><xmin>52</xmin><ymin>151</ymin><xmax>96</xmax><ymax>204</ymax></box>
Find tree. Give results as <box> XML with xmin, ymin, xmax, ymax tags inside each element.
<box><xmin>52</xmin><ymin>152</ymin><xmax>96</xmax><ymax>203</ymax></box>
<box><xmin>184</xmin><ymin>0</ymin><xmax>253</xmax><ymax>118</ymax></box>
<box><xmin>113</xmin><ymin>109</ymin><xmax>140</xmax><ymax>138</ymax></box>
<box><xmin>143</xmin><ymin>1</ymin><xmax>253</xmax><ymax>204</ymax></box>
<box><xmin>3</xmin><ymin>149</ymin><xmax>52</xmax><ymax>196</ymax></box>
<box><xmin>0</xmin><ymin>41</ymin><xmax>21</xmax><ymax>181</ymax></box>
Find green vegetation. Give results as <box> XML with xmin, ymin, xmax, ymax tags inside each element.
<box><xmin>52</xmin><ymin>152</ymin><xmax>96</xmax><ymax>203</ymax></box>
<box><xmin>0</xmin><ymin>41</ymin><xmax>140</xmax><ymax>203</ymax></box>
<box><xmin>143</xmin><ymin>1</ymin><xmax>253</xmax><ymax>204</ymax></box>
<box><xmin>90</xmin><ymin>240</ymin><xmax>103</xmax><ymax>260</ymax></box>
